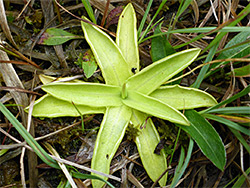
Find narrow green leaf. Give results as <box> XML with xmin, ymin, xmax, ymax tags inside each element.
<box><xmin>177</xmin><ymin>0</ymin><xmax>193</xmax><ymax>18</ymax></box>
<box><xmin>151</xmin><ymin>24</ymin><xmax>176</xmax><ymax>62</ymax></box>
<box><xmin>116</xmin><ymin>3</ymin><xmax>139</xmax><ymax>71</ymax></box>
<box><xmin>0</xmin><ymin>148</ymin><xmax>8</xmax><ymax>156</ymax></box>
<box><xmin>126</xmin><ymin>48</ymin><xmax>201</xmax><ymax>95</ymax></box>
<box><xmin>27</xmin><ymin>94</ymin><xmax>104</xmax><ymax>117</ymax></box>
<box><xmin>91</xmin><ymin>106</ymin><xmax>132</xmax><ymax>188</ymax></box>
<box><xmin>207</xmin><ymin>106</ymin><xmax>250</xmax><ymax>114</ymax></box>
<box><xmin>38</xmin><ymin>28</ymin><xmax>83</xmax><ymax>45</ymax></box>
<box><xmin>170</xmin><ymin>146</ymin><xmax>185</xmax><ymax>187</ymax></box>
<box><xmin>42</xmin><ymin>83</ymin><xmax>122</xmax><ymax>107</ymax></box>
<box><xmin>137</xmin><ymin>0</ymin><xmax>153</xmax><ymax>38</ymax></box>
<box><xmin>192</xmin><ymin>43</ymin><xmax>219</xmax><ymax>88</ymax></box>
<box><xmin>201</xmin><ymin>3</ymin><xmax>250</xmax><ymax>54</ymax></box>
<box><xmin>232</xmin><ymin>167</ymin><xmax>250</xmax><ymax>188</ymax></box>
<box><xmin>0</xmin><ymin>102</ymin><xmax>59</xmax><ymax>168</ymax></box>
<box><xmin>207</xmin><ymin>31</ymin><xmax>250</xmax><ymax>77</ymax></box>
<box><xmin>138</xmin><ymin>0</ymin><xmax>168</xmax><ymax>43</ymax></box>
<box><xmin>150</xmin><ymin>85</ymin><xmax>217</xmax><ymax>110</ymax></box>
<box><xmin>174</xmin><ymin>146</ymin><xmax>185</xmax><ymax>174</ymax></box>
<box><xmin>123</xmin><ymin>90</ymin><xmax>190</xmax><ymax>126</ymax></box>
<box><xmin>217</xmin><ymin>31</ymin><xmax>250</xmax><ymax>60</ymax></box>
<box><xmin>135</xmin><ymin>118</ymin><xmax>167</xmax><ymax>187</ymax></box>
<box><xmin>228</xmin><ymin>127</ymin><xmax>250</xmax><ymax>154</ymax></box>
<box><xmin>71</xmin><ymin>102</ymin><xmax>85</xmax><ymax>131</ymax></box>
<box><xmin>81</xmin><ymin>18</ymin><xmax>131</xmax><ymax>86</ymax></box>
<box><xmin>170</xmin><ymin>139</ymin><xmax>194</xmax><ymax>188</ymax></box>
<box><xmin>203</xmin><ymin>114</ymin><xmax>250</xmax><ymax>136</ymax></box>
<box><xmin>178</xmin><ymin>110</ymin><xmax>226</xmax><ymax>171</ymax></box>
<box><xmin>200</xmin><ymin>85</ymin><xmax>250</xmax><ymax>114</ymax></box>
<box><xmin>81</xmin><ymin>0</ymin><xmax>96</xmax><ymax>24</ymax></box>
<box><xmin>141</xmin><ymin>26</ymin><xmax>250</xmax><ymax>44</ymax></box>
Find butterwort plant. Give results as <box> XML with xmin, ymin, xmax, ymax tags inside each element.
<box><xmin>29</xmin><ymin>3</ymin><xmax>217</xmax><ymax>187</ymax></box>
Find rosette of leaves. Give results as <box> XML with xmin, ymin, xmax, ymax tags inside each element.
<box><xmin>29</xmin><ymin>4</ymin><xmax>217</xmax><ymax>187</ymax></box>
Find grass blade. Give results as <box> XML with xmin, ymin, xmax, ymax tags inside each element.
<box><xmin>170</xmin><ymin>138</ymin><xmax>194</xmax><ymax>188</ymax></box>
<box><xmin>201</xmin><ymin>3</ymin><xmax>250</xmax><ymax>54</ymax></box>
<box><xmin>192</xmin><ymin>43</ymin><xmax>219</xmax><ymax>88</ymax></box>
<box><xmin>232</xmin><ymin>167</ymin><xmax>250</xmax><ymax>188</ymax></box>
<box><xmin>81</xmin><ymin>0</ymin><xmax>96</xmax><ymax>24</ymax></box>
<box><xmin>141</xmin><ymin>26</ymin><xmax>250</xmax><ymax>43</ymax></box>
<box><xmin>0</xmin><ymin>102</ymin><xmax>59</xmax><ymax>168</ymax></box>
<box><xmin>206</xmin><ymin>31</ymin><xmax>250</xmax><ymax>77</ymax></box>
<box><xmin>228</xmin><ymin>127</ymin><xmax>250</xmax><ymax>154</ymax></box>
<box><xmin>203</xmin><ymin>114</ymin><xmax>250</xmax><ymax>136</ymax></box>
<box><xmin>200</xmin><ymin>85</ymin><xmax>250</xmax><ymax>114</ymax></box>
<box><xmin>137</xmin><ymin>0</ymin><xmax>153</xmax><ymax>38</ymax></box>
<box><xmin>207</xmin><ymin>106</ymin><xmax>250</xmax><ymax>114</ymax></box>
<box><xmin>138</xmin><ymin>0</ymin><xmax>168</xmax><ymax>43</ymax></box>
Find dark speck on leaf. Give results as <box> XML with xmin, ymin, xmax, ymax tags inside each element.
<box><xmin>131</xmin><ymin>68</ymin><xmax>137</xmax><ymax>74</ymax></box>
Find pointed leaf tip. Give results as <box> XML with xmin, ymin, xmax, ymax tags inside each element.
<box><xmin>123</xmin><ymin>90</ymin><xmax>190</xmax><ymax>126</ymax></box>
<box><xmin>116</xmin><ymin>3</ymin><xmax>139</xmax><ymax>71</ymax></box>
<box><xmin>179</xmin><ymin>110</ymin><xmax>226</xmax><ymax>171</ymax></box>
<box><xmin>81</xmin><ymin>17</ymin><xmax>131</xmax><ymax>86</ymax></box>
<box><xmin>150</xmin><ymin>85</ymin><xmax>217</xmax><ymax>110</ymax></box>
<box><xmin>127</xmin><ymin>48</ymin><xmax>201</xmax><ymax>95</ymax></box>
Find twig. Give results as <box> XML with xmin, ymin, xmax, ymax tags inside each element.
<box><xmin>20</xmin><ymin>147</ymin><xmax>26</xmax><ymax>188</ymax></box>
<box><xmin>101</xmin><ymin>0</ymin><xmax>110</xmax><ymax>27</ymax></box>
<box><xmin>50</xmin><ymin>155</ymin><xmax>121</xmax><ymax>182</ymax></box>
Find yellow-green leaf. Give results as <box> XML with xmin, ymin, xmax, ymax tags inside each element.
<box><xmin>42</xmin><ymin>83</ymin><xmax>122</xmax><ymax>107</ymax></box>
<box><xmin>116</xmin><ymin>3</ymin><xmax>139</xmax><ymax>71</ymax></box>
<box><xmin>135</xmin><ymin>118</ymin><xmax>167</xmax><ymax>187</ymax></box>
<box><xmin>91</xmin><ymin>105</ymin><xmax>132</xmax><ymax>188</ymax></box>
<box><xmin>123</xmin><ymin>90</ymin><xmax>190</xmax><ymax>126</ymax></box>
<box><xmin>150</xmin><ymin>85</ymin><xmax>217</xmax><ymax>110</ymax></box>
<box><xmin>126</xmin><ymin>48</ymin><xmax>201</xmax><ymax>95</ymax></box>
<box><xmin>26</xmin><ymin>94</ymin><xmax>104</xmax><ymax>117</ymax></box>
<box><xmin>81</xmin><ymin>18</ymin><xmax>131</xmax><ymax>86</ymax></box>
